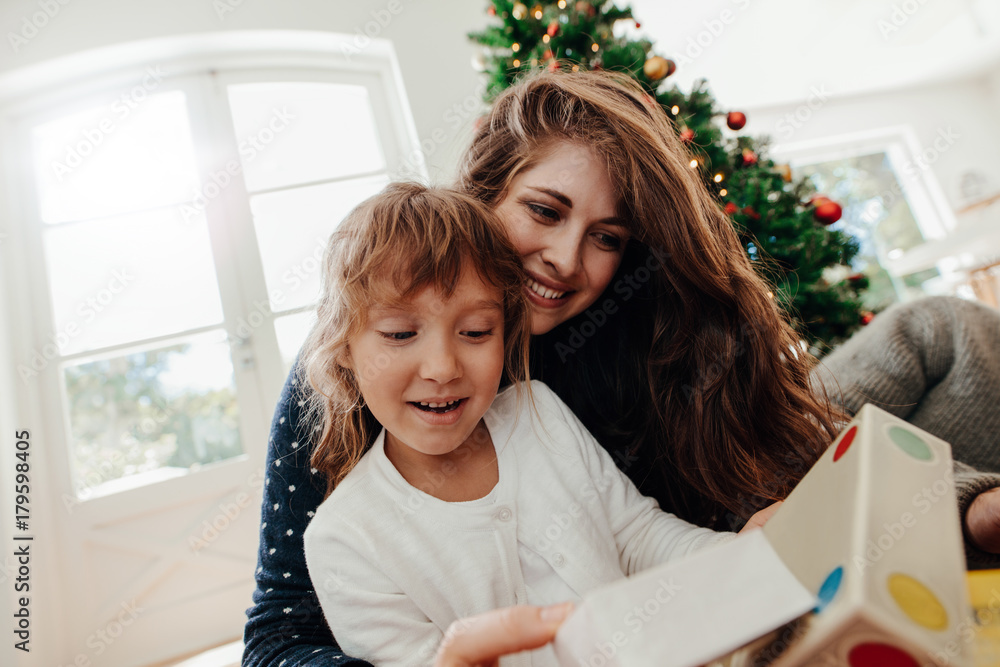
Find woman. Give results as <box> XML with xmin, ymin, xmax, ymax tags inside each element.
<box><xmin>242</xmin><ymin>70</ymin><xmax>1000</xmax><ymax>666</ymax></box>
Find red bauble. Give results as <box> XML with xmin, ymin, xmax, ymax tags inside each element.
<box><xmin>547</xmin><ymin>21</ymin><xmax>559</xmax><ymax>37</ymax></box>
<box><xmin>487</xmin><ymin>5</ymin><xmax>496</xmax><ymax>16</ymax></box>
<box><xmin>848</xmin><ymin>273</ymin><xmax>865</xmax><ymax>284</ymax></box>
<box><xmin>742</xmin><ymin>206</ymin><xmax>760</xmax><ymax>220</ymax></box>
<box><xmin>860</xmin><ymin>311</ymin><xmax>875</xmax><ymax>326</ymax></box>
<box><xmin>727</xmin><ymin>111</ymin><xmax>747</xmax><ymax>131</ymax></box>
<box><xmin>742</xmin><ymin>148</ymin><xmax>758</xmax><ymax>166</ymax></box>
<box><xmin>679</xmin><ymin>128</ymin><xmax>695</xmax><ymax>143</ymax></box>
<box><xmin>810</xmin><ymin>194</ymin><xmax>831</xmax><ymax>207</ymax></box>
<box><xmin>547</xmin><ymin>60</ymin><xmax>561</xmax><ymax>72</ymax></box>
<box><xmin>814</xmin><ymin>200</ymin><xmax>843</xmax><ymax>225</ymax></box>
<box><xmin>635</xmin><ymin>21</ymin><xmax>641</xmax><ymax>28</ymax></box>
<box><xmin>543</xmin><ymin>49</ymin><xmax>554</xmax><ymax>60</ymax></box>
<box><xmin>724</xmin><ymin>202</ymin><xmax>738</xmax><ymax>214</ymax></box>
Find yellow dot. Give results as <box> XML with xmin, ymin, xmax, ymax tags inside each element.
<box><xmin>512</xmin><ymin>43</ymin><xmax>521</xmax><ymax>52</ymax></box>
<box><xmin>719</xmin><ymin>189</ymin><xmax>728</xmax><ymax>196</ymax></box>
<box><xmin>689</xmin><ymin>159</ymin><xmax>698</xmax><ymax>168</ymax></box>
<box><xmin>512</xmin><ymin>59</ymin><xmax>520</xmax><ymax>67</ymax></box>
<box><xmin>591</xmin><ymin>43</ymin><xmax>599</xmax><ymax>52</ymax></box>
<box><xmin>542</xmin><ymin>34</ymin><xmax>550</xmax><ymax>43</ymax></box>
<box><xmin>713</xmin><ymin>173</ymin><xmax>723</xmax><ymax>183</ymax></box>
<box><xmin>571</xmin><ymin>65</ymin><xmax>579</xmax><ymax>72</ymax></box>
<box><xmin>558</xmin><ymin>0</ymin><xmax>567</xmax><ymax>7</ymax></box>
<box><xmin>671</xmin><ymin>105</ymin><xmax>679</xmax><ymax>115</ymax></box>
<box><xmin>887</xmin><ymin>573</ymin><xmax>948</xmax><ymax>631</ymax></box>
<box><xmin>534</xmin><ymin>9</ymin><xmax>542</xmax><ymax>19</ymax></box>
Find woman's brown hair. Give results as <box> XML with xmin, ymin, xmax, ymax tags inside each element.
<box><xmin>299</xmin><ymin>182</ymin><xmax>532</xmax><ymax>494</ymax></box>
<box><xmin>459</xmin><ymin>69</ymin><xmax>845</xmax><ymax>524</ymax></box>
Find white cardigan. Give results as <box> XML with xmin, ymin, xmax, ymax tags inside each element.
<box><xmin>304</xmin><ymin>381</ymin><xmax>733</xmax><ymax>666</ymax></box>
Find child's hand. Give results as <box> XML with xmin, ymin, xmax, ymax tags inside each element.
<box><xmin>738</xmin><ymin>501</ymin><xmax>783</xmax><ymax>534</ymax></box>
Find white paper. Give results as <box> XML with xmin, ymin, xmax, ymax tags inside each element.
<box><xmin>553</xmin><ymin>530</ymin><xmax>815</xmax><ymax>667</ymax></box>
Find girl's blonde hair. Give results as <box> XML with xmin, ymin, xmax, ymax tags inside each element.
<box><xmin>300</xmin><ymin>182</ymin><xmax>532</xmax><ymax>494</ymax></box>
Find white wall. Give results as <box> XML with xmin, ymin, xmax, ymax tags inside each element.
<box><xmin>0</xmin><ymin>0</ymin><xmax>486</xmax><ymax>183</ymax></box>
<box><xmin>743</xmin><ymin>74</ymin><xmax>1000</xmax><ymax>213</ymax></box>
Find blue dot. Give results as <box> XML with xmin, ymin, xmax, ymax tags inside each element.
<box><xmin>815</xmin><ymin>566</ymin><xmax>843</xmax><ymax>613</ymax></box>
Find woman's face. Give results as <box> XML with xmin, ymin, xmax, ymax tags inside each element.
<box><xmin>495</xmin><ymin>141</ymin><xmax>629</xmax><ymax>335</ymax></box>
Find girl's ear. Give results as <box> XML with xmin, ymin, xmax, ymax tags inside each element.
<box><xmin>334</xmin><ymin>346</ymin><xmax>353</xmax><ymax>370</ymax></box>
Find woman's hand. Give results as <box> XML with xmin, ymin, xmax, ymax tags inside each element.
<box><xmin>434</xmin><ymin>602</ymin><xmax>574</xmax><ymax>667</ymax></box>
<box><xmin>738</xmin><ymin>501</ymin><xmax>783</xmax><ymax>534</ymax></box>
<box><xmin>966</xmin><ymin>487</ymin><xmax>1000</xmax><ymax>553</ymax></box>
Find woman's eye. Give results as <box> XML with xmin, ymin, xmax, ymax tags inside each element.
<box><xmin>526</xmin><ymin>203</ymin><xmax>559</xmax><ymax>221</ymax></box>
<box><xmin>377</xmin><ymin>331</ymin><xmax>415</xmax><ymax>341</ymax></box>
<box><xmin>594</xmin><ymin>232</ymin><xmax>623</xmax><ymax>251</ymax></box>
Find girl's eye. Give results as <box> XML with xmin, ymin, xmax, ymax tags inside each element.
<box><xmin>526</xmin><ymin>203</ymin><xmax>559</xmax><ymax>221</ymax></box>
<box><xmin>377</xmin><ymin>331</ymin><xmax>415</xmax><ymax>341</ymax></box>
<box><xmin>462</xmin><ymin>329</ymin><xmax>495</xmax><ymax>339</ymax></box>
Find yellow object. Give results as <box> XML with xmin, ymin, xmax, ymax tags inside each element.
<box><xmin>887</xmin><ymin>573</ymin><xmax>949</xmax><ymax>630</ymax></box>
<box><xmin>967</xmin><ymin>569</ymin><xmax>1000</xmax><ymax>667</ymax></box>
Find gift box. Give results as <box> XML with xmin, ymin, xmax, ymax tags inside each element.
<box><xmin>554</xmin><ymin>405</ymin><xmax>972</xmax><ymax>667</ymax></box>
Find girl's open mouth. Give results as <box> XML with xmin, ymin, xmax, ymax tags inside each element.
<box><xmin>410</xmin><ymin>399</ymin><xmax>465</xmax><ymax>414</ymax></box>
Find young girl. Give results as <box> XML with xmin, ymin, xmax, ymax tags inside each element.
<box><xmin>300</xmin><ymin>182</ymin><xmax>758</xmax><ymax>667</ymax></box>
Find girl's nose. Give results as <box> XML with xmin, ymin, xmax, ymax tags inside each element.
<box><xmin>420</xmin><ymin>341</ymin><xmax>462</xmax><ymax>384</ymax></box>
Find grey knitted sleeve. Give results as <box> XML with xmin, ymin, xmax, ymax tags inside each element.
<box><xmin>811</xmin><ymin>296</ymin><xmax>1000</xmax><ymax>568</ymax></box>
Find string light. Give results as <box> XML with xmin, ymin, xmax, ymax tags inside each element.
<box><xmin>512</xmin><ymin>42</ymin><xmax>521</xmax><ymax>52</ymax></box>
<box><xmin>671</xmin><ymin>105</ymin><xmax>679</xmax><ymax>115</ymax></box>
<box><xmin>534</xmin><ymin>8</ymin><xmax>543</xmax><ymax>19</ymax></box>
<box><xmin>689</xmin><ymin>159</ymin><xmax>698</xmax><ymax>169</ymax></box>
<box><xmin>713</xmin><ymin>173</ymin><xmax>724</xmax><ymax>183</ymax></box>
<box><xmin>572</xmin><ymin>64</ymin><xmax>579</xmax><ymax>71</ymax></box>
<box><xmin>766</xmin><ymin>291</ymin><xmax>774</xmax><ymax>298</ymax></box>
<box><xmin>719</xmin><ymin>188</ymin><xmax>728</xmax><ymax>197</ymax></box>
<box><xmin>591</xmin><ymin>42</ymin><xmax>599</xmax><ymax>52</ymax></box>
<box><xmin>513</xmin><ymin>59</ymin><xmax>521</xmax><ymax>67</ymax></box>
<box><xmin>543</xmin><ymin>34</ymin><xmax>550</xmax><ymax>43</ymax></box>
<box><xmin>558</xmin><ymin>0</ymin><xmax>566</xmax><ymax>7</ymax></box>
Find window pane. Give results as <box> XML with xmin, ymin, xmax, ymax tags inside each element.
<box><xmin>31</xmin><ymin>91</ymin><xmax>200</xmax><ymax>224</ymax></box>
<box><xmin>227</xmin><ymin>82</ymin><xmax>386</xmax><ymax>192</ymax></box>
<box><xmin>65</xmin><ymin>330</ymin><xmax>242</xmax><ymax>498</ymax></box>
<box><xmin>44</xmin><ymin>207</ymin><xmax>224</xmax><ymax>355</ymax></box>
<box><xmin>250</xmin><ymin>174</ymin><xmax>389</xmax><ymax>311</ymax></box>
<box><xmin>274</xmin><ymin>310</ymin><xmax>317</xmax><ymax>378</ymax></box>
<box><xmin>797</xmin><ymin>152</ymin><xmax>930</xmax><ymax>310</ymax></box>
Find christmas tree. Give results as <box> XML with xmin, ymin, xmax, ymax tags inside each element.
<box><xmin>469</xmin><ymin>0</ymin><xmax>870</xmax><ymax>354</ymax></box>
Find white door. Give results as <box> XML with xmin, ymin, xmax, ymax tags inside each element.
<box><xmin>1</xmin><ymin>39</ymin><xmax>418</xmax><ymax>667</ymax></box>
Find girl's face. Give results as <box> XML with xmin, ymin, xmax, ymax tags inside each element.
<box><xmin>495</xmin><ymin>141</ymin><xmax>629</xmax><ymax>335</ymax></box>
<box><xmin>346</xmin><ymin>266</ymin><xmax>505</xmax><ymax>463</ymax></box>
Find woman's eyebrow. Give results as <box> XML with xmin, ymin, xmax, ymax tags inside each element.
<box><xmin>528</xmin><ymin>186</ymin><xmax>573</xmax><ymax>208</ymax></box>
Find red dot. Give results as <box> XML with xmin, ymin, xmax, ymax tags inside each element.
<box><xmin>848</xmin><ymin>642</ymin><xmax>919</xmax><ymax>667</ymax></box>
<box><xmin>833</xmin><ymin>425</ymin><xmax>857</xmax><ymax>462</ymax></box>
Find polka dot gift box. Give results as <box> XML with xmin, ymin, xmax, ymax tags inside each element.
<box><xmin>758</xmin><ymin>404</ymin><xmax>972</xmax><ymax>667</ymax></box>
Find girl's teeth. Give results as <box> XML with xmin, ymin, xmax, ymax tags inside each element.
<box><xmin>418</xmin><ymin>400</ymin><xmax>459</xmax><ymax>408</ymax></box>
<box><xmin>528</xmin><ymin>279</ymin><xmax>566</xmax><ymax>300</ymax></box>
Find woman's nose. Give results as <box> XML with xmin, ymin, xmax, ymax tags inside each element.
<box><xmin>539</xmin><ymin>226</ymin><xmax>583</xmax><ymax>278</ymax></box>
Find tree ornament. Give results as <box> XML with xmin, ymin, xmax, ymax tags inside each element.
<box><xmin>742</xmin><ymin>148</ymin><xmax>758</xmax><ymax>166</ymax></box>
<box><xmin>743</xmin><ymin>206</ymin><xmax>761</xmax><ymax>220</ymax></box>
<box><xmin>547</xmin><ymin>60</ymin><xmax>561</xmax><ymax>72</ymax></box>
<box><xmin>513</xmin><ymin>2</ymin><xmax>528</xmax><ymax>20</ymax></box>
<box><xmin>848</xmin><ymin>273</ymin><xmax>865</xmax><ymax>285</ymax></box>
<box><xmin>680</xmin><ymin>128</ymin><xmax>695</xmax><ymax>144</ymax></box>
<box><xmin>775</xmin><ymin>163</ymin><xmax>793</xmax><ymax>183</ymax></box>
<box><xmin>543</xmin><ymin>49</ymin><xmax>554</xmax><ymax>60</ymax></box>
<box><xmin>724</xmin><ymin>202</ymin><xmax>739</xmax><ymax>214</ymax></box>
<box><xmin>575</xmin><ymin>1</ymin><xmax>596</xmax><ymax>17</ymax></box>
<box><xmin>643</xmin><ymin>56</ymin><xmax>674</xmax><ymax>80</ymax></box>
<box><xmin>813</xmin><ymin>199</ymin><xmax>843</xmax><ymax>225</ymax></box>
<box><xmin>547</xmin><ymin>21</ymin><xmax>560</xmax><ymax>37</ymax></box>
<box><xmin>635</xmin><ymin>21</ymin><xmax>641</xmax><ymax>28</ymax></box>
<box><xmin>471</xmin><ymin>50</ymin><xmax>487</xmax><ymax>72</ymax></box>
<box><xmin>487</xmin><ymin>5</ymin><xmax>496</xmax><ymax>16</ymax></box>
<box><xmin>726</xmin><ymin>111</ymin><xmax>747</xmax><ymax>130</ymax></box>
<box><xmin>860</xmin><ymin>311</ymin><xmax>875</xmax><ymax>326</ymax></box>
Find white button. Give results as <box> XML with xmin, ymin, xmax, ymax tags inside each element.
<box><xmin>497</xmin><ymin>507</ymin><xmax>512</xmax><ymax>522</ymax></box>
<box><xmin>553</xmin><ymin>553</ymin><xmax>565</xmax><ymax>567</ymax></box>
